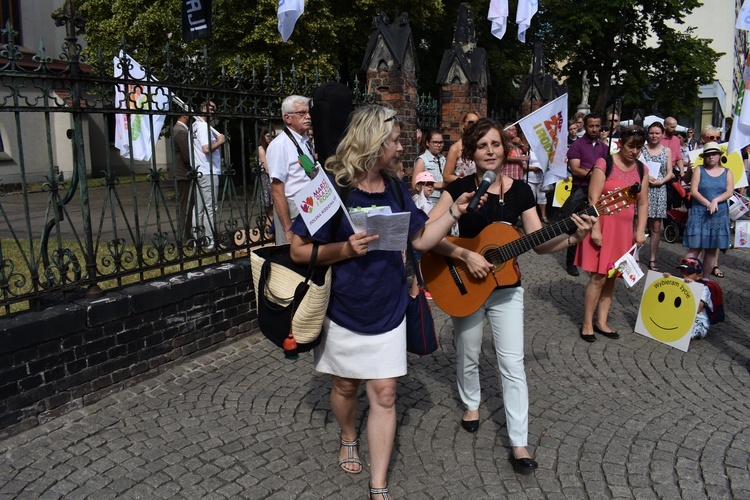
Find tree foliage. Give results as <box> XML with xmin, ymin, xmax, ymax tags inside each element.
<box><xmin>536</xmin><ymin>0</ymin><xmax>720</xmax><ymax>118</ymax></box>
<box><xmin>75</xmin><ymin>0</ymin><xmax>717</xmax><ymax>118</ymax></box>
<box><xmin>75</xmin><ymin>0</ymin><xmax>530</xmax><ymax>110</ymax></box>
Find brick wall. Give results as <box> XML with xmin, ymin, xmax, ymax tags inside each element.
<box><xmin>367</xmin><ymin>68</ymin><xmax>419</xmax><ymax>177</ymax></box>
<box><xmin>0</xmin><ymin>261</ymin><xmax>257</xmax><ymax>438</ymax></box>
<box><xmin>440</xmin><ymin>83</ymin><xmax>488</xmax><ymax>143</ymax></box>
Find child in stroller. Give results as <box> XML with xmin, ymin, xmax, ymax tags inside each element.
<box><xmin>664</xmin><ymin>178</ymin><xmax>691</xmax><ymax>243</ymax></box>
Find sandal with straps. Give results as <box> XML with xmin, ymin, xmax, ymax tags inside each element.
<box><xmin>712</xmin><ymin>266</ymin><xmax>725</xmax><ymax>278</ymax></box>
<box><xmin>369</xmin><ymin>484</ymin><xmax>390</xmax><ymax>500</ymax></box>
<box><xmin>648</xmin><ymin>261</ymin><xmax>659</xmax><ymax>272</ymax></box>
<box><xmin>338</xmin><ymin>438</ymin><xmax>363</xmax><ymax>474</ymax></box>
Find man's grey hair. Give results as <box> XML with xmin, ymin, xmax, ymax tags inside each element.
<box><xmin>281</xmin><ymin>95</ymin><xmax>309</xmax><ymax>117</ymax></box>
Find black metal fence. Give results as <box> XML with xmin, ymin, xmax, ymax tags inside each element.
<box><xmin>0</xmin><ymin>13</ymin><xmax>440</xmax><ymax>316</ymax></box>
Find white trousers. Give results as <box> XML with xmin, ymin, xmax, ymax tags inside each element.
<box><xmin>452</xmin><ymin>286</ymin><xmax>528</xmax><ymax>446</ymax></box>
<box><xmin>195</xmin><ymin>174</ymin><xmax>218</xmax><ymax>245</ymax></box>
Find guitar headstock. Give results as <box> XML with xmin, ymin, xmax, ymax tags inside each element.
<box><xmin>594</xmin><ymin>183</ymin><xmax>640</xmax><ymax>216</ymax></box>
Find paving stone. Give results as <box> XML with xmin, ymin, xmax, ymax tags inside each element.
<box><xmin>1</xmin><ymin>245</ymin><xmax>749</xmax><ymax>498</ymax></box>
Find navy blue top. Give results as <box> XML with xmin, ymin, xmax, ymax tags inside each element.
<box><xmin>291</xmin><ymin>177</ymin><xmax>428</xmax><ymax>334</ymax></box>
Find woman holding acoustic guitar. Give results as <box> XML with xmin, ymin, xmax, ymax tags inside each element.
<box><xmin>426</xmin><ymin>118</ymin><xmax>597</xmax><ymax>473</ymax></box>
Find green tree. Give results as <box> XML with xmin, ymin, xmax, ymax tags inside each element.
<box><xmin>536</xmin><ymin>0</ymin><xmax>720</xmax><ymax>118</ymax></box>
<box><xmin>75</xmin><ymin>0</ymin><xmax>532</xmax><ymax>111</ymax></box>
<box><xmin>77</xmin><ymin>0</ymin><xmax>445</xmax><ymax>83</ymax></box>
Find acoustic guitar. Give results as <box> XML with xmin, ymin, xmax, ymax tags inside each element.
<box><xmin>421</xmin><ymin>184</ymin><xmax>640</xmax><ymax>318</ymax></box>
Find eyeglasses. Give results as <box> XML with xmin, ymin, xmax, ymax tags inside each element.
<box><xmin>384</xmin><ymin>114</ymin><xmax>398</xmax><ymax>123</ymax></box>
<box><xmin>430</xmin><ymin>141</ymin><xmax>444</xmax><ymax>144</ymax></box>
<box><xmin>286</xmin><ymin>110</ymin><xmax>310</xmax><ymax>117</ymax></box>
<box><xmin>466</xmin><ymin>121</ymin><xmax>477</xmax><ymax>126</ymax></box>
<box><xmin>620</xmin><ymin>128</ymin><xmax>646</xmax><ymax>138</ymax></box>
<box><xmin>706</xmin><ymin>135</ymin><xmax>720</xmax><ymax>141</ymax></box>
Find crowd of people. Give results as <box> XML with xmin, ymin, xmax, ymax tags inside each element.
<box><xmin>236</xmin><ymin>92</ymin><xmax>745</xmax><ymax>499</ymax></box>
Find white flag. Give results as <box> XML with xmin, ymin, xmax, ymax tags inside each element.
<box><xmin>488</xmin><ymin>0</ymin><xmax>509</xmax><ymax>40</ymax></box>
<box><xmin>516</xmin><ymin>0</ymin><xmax>538</xmax><ymax>43</ymax></box>
<box><xmin>113</xmin><ymin>52</ymin><xmax>169</xmax><ymax>161</ymax></box>
<box><xmin>517</xmin><ymin>95</ymin><xmax>569</xmax><ymax>180</ymax></box>
<box><xmin>728</xmin><ymin>53</ymin><xmax>750</xmax><ymax>154</ymax></box>
<box><xmin>737</xmin><ymin>0</ymin><xmax>750</xmax><ymax>31</ymax></box>
<box><xmin>278</xmin><ymin>0</ymin><xmax>304</xmax><ymax>42</ymax></box>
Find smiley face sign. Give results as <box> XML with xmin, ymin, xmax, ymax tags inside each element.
<box><xmin>553</xmin><ymin>178</ymin><xmax>573</xmax><ymax>207</ymax></box>
<box><xmin>634</xmin><ymin>271</ymin><xmax>703</xmax><ymax>352</ymax></box>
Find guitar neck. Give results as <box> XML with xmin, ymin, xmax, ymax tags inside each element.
<box><xmin>488</xmin><ymin>205</ymin><xmax>600</xmax><ymax>265</ymax></box>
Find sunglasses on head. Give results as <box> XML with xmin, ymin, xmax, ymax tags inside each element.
<box><xmin>621</xmin><ymin>128</ymin><xmax>646</xmax><ymax>138</ymax></box>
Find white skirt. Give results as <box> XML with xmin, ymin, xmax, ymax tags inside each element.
<box><xmin>313</xmin><ymin>316</ymin><xmax>407</xmax><ymax>379</ymax></box>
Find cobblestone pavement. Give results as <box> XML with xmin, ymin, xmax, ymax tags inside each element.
<box><xmin>1</xmin><ymin>240</ymin><xmax>749</xmax><ymax>499</ymax></box>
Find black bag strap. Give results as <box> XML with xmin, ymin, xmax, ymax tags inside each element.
<box><xmin>283</xmin><ymin>127</ymin><xmax>307</xmax><ymax>158</ymax></box>
<box><xmin>383</xmin><ymin>174</ymin><xmax>426</xmax><ymax>287</ymax></box>
<box><xmin>261</xmin><ymin>243</ymin><xmax>319</xmax><ymax>304</ymax></box>
<box><xmin>605</xmin><ymin>155</ymin><xmax>644</xmax><ymax>180</ymax></box>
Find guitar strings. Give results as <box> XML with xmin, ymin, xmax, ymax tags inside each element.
<box><xmin>438</xmin><ymin>185</ymin><xmax>634</xmax><ymax>280</ymax></box>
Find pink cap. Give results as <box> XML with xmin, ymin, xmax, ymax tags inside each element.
<box><xmin>414</xmin><ymin>171</ymin><xmax>436</xmax><ymax>184</ymax></box>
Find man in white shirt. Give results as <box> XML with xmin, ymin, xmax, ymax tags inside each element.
<box><xmin>267</xmin><ymin>95</ymin><xmax>314</xmax><ymax>244</ymax></box>
<box><xmin>192</xmin><ymin>101</ymin><xmax>225</xmax><ymax>249</ymax></box>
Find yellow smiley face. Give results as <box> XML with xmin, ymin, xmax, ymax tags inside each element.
<box><xmin>555</xmin><ymin>178</ymin><xmax>573</xmax><ymax>206</ymax></box>
<box><xmin>640</xmin><ymin>277</ymin><xmax>696</xmax><ymax>342</ymax></box>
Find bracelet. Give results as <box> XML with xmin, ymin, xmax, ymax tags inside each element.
<box><xmin>567</xmin><ymin>235</ymin><xmax>573</xmax><ymax>247</ymax></box>
<box><xmin>448</xmin><ymin>205</ymin><xmax>461</xmax><ymax>221</ymax></box>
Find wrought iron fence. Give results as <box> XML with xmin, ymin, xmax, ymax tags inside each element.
<box><xmin>416</xmin><ymin>93</ymin><xmax>439</xmax><ymax>129</ymax></box>
<box><xmin>0</xmin><ymin>13</ymin><xmax>381</xmax><ymax>315</ymax></box>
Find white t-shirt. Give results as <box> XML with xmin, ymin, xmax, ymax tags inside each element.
<box><xmin>267</xmin><ymin>129</ymin><xmax>314</xmax><ymax>198</ymax></box>
<box><xmin>191</xmin><ymin>119</ymin><xmax>222</xmax><ymax>175</ymax></box>
<box><xmin>526</xmin><ymin>150</ymin><xmax>544</xmax><ymax>184</ymax></box>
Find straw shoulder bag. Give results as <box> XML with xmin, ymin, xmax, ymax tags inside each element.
<box><xmin>250</xmin><ymin>243</ymin><xmax>331</xmax><ymax>358</ymax></box>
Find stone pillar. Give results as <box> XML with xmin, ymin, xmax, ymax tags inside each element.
<box><xmin>436</xmin><ymin>4</ymin><xmax>489</xmax><ymax>143</ymax></box>
<box><xmin>362</xmin><ymin>13</ymin><xmax>419</xmax><ymax>176</ymax></box>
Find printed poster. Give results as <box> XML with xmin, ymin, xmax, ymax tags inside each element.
<box><xmin>293</xmin><ymin>169</ymin><xmax>350</xmax><ymax>235</ymax></box>
<box><xmin>634</xmin><ymin>270</ymin><xmax>703</xmax><ymax>352</ymax></box>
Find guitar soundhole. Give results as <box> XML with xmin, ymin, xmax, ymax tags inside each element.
<box><xmin>482</xmin><ymin>246</ymin><xmax>504</xmax><ymax>271</ymax></box>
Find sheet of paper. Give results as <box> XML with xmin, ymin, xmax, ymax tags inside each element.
<box><xmin>349</xmin><ymin>206</ymin><xmax>391</xmax><ymax>233</ymax></box>
<box><xmin>364</xmin><ymin>212</ymin><xmax>411</xmax><ymax>252</ymax></box>
<box><xmin>645</xmin><ymin>160</ymin><xmax>661</xmax><ymax>178</ymax></box>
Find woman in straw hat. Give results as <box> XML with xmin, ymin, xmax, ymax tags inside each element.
<box><xmin>682</xmin><ymin>142</ymin><xmax>734</xmax><ymax>279</ymax></box>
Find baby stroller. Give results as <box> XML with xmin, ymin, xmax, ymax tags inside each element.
<box><xmin>664</xmin><ymin>180</ymin><xmax>691</xmax><ymax>243</ymax></box>
<box><xmin>664</xmin><ymin>208</ymin><xmax>688</xmax><ymax>243</ymax></box>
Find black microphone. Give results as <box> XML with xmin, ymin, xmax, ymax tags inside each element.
<box><xmin>466</xmin><ymin>171</ymin><xmax>497</xmax><ymax>214</ymax></box>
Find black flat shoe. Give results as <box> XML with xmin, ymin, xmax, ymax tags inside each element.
<box><xmin>593</xmin><ymin>325</ymin><xmax>619</xmax><ymax>339</ymax></box>
<box><xmin>579</xmin><ymin>327</ymin><xmax>596</xmax><ymax>342</ymax></box>
<box><xmin>509</xmin><ymin>454</ymin><xmax>538</xmax><ymax>474</ymax></box>
<box><xmin>461</xmin><ymin>419</ymin><xmax>479</xmax><ymax>433</ymax></box>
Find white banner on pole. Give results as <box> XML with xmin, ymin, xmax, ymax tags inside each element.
<box><xmin>487</xmin><ymin>0</ymin><xmax>509</xmax><ymax>40</ymax></box>
<box><xmin>516</xmin><ymin>0</ymin><xmax>538</xmax><ymax>43</ymax></box>
<box><xmin>113</xmin><ymin>52</ymin><xmax>169</xmax><ymax>161</ymax></box>
<box><xmin>517</xmin><ymin>95</ymin><xmax>569</xmax><ymax>180</ymax></box>
<box><xmin>278</xmin><ymin>0</ymin><xmax>304</xmax><ymax>42</ymax></box>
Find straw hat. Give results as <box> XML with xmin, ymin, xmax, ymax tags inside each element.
<box><xmin>699</xmin><ymin>142</ymin><xmax>721</xmax><ymax>157</ymax></box>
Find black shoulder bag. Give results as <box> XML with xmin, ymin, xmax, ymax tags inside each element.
<box><xmin>386</xmin><ymin>174</ymin><xmax>439</xmax><ymax>355</ymax></box>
